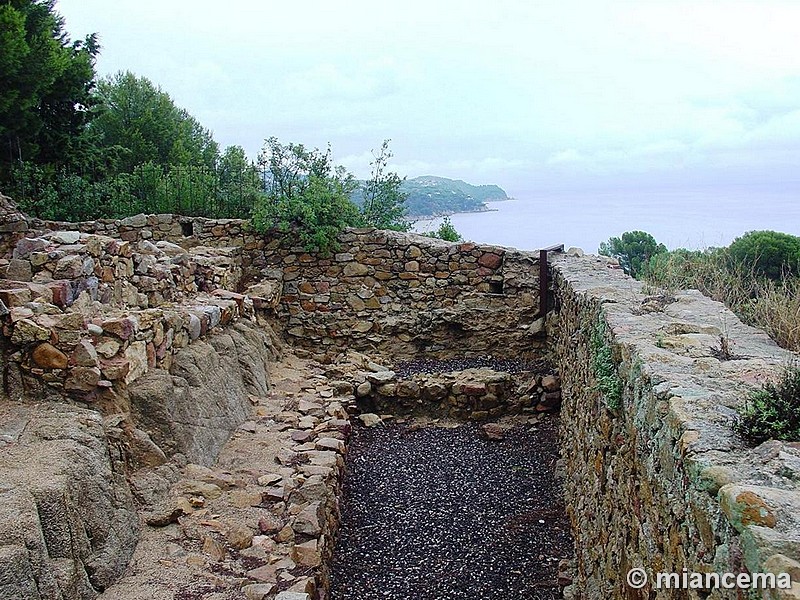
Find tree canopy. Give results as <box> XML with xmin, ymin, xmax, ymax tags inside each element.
<box><xmin>0</xmin><ymin>0</ymin><xmax>99</xmax><ymax>175</ymax></box>
<box><xmin>599</xmin><ymin>230</ymin><xmax>667</xmax><ymax>278</ymax></box>
<box><xmin>728</xmin><ymin>230</ymin><xmax>800</xmax><ymax>280</ymax></box>
<box><xmin>90</xmin><ymin>71</ymin><xmax>219</xmax><ymax>173</ymax></box>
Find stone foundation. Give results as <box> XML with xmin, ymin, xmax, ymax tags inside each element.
<box><xmin>351</xmin><ymin>364</ymin><xmax>561</xmax><ymax>420</ymax></box>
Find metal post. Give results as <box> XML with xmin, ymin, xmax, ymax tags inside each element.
<box><xmin>538</xmin><ymin>244</ymin><xmax>564</xmax><ymax>318</ymax></box>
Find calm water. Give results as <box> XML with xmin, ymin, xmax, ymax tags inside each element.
<box><xmin>413</xmin><ymin>185</ymin><xmax>800</xmax><ymax>253</ymax></box>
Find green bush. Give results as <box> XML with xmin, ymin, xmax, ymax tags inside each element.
<box><xmin>728</xmin><ymin>230</ymin><xmax>800</xmax><ymax>280</ymax></box>
<box><xmin>735</xmin><ymin>363</ymin><xmax>800</xmax><ymax>443</ymax></box>
<box><xmin>252</xmin><ymin>138</ymin><xmax>363</xmax><ymax>252</ymax></box>
<box><xmin>423</xmin><ymin>216</ymin><xmax>462</xmax><ymax>242</ymax></box>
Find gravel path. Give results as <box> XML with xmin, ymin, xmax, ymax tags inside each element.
<box><xmin>329</xmin><ymin>416</ymin><xmax>572</xmax><ymax>599</ymax></box>
<box><xmin>392</xmin><ymin>355</ymin><xmax>547</xmax><ymax>377</ymax></box>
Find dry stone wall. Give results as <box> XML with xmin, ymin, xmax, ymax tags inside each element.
<box><xmin>12</xmin><ymin>206</ymin><xmax>549</xmax><ymax>363</ymax></box>
<box><xmin>351</xmin><ymin>364</ymin><xmax>561</xmax><ymax>420</ymax></box>
<box><xmin>551</xmin><ymin>254</ymin><xmax>800</xmax><ymax>600</ymax></box>
<box><xmin>260</xmin><ymin>229</ymin><xmax>546</xmax><ymax>362</ymax></box>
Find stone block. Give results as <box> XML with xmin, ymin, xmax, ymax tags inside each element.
<box><xmin>31</xmin><ymin>342</ymin><xmax>68</xmax><ymax>369</ymax></box>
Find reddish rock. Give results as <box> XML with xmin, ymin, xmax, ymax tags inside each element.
<box><xmin>291</xmin><ymin>430</ymin><xmax>314</xmax><ymax>443</ymax></box>
<box><xmin>71</xmin><ymin>340</ymin><xmax>99</xmax><ymax>367</ymax></box>
<box><xmin>291</xmin><ymin>539</ymin><xmax>321</xmax><ymax>567</ymax></box>
<box><xmin>46</xmin><ymin>281</ymin><xmax>73</xmax><ymax>307</ymax></box>
<box><xmin>102</xmin><ymin>317</ymin><xmax>137</xmax><ymax>340</ymax></box>
<box><xmin>212</xmin><ymin>289</ymin><xmax>246</xmax><ymax>311</ymax></box>
<box><xmin>246</xmin><ymin>564</ymin><xmax>279</xmax><ymax>583</ymax></box>
<box><xmin>0</xmin><ymin>288</ymin><xmax>32</xmax><ymax>308</ymax></box>
<box><xmin>64</xmin><ymin>366</ymin><xmax>101</xmax><ymax>392</ymax></box>
<box><xmin>481</xmin><ymin>423</ymin><xmax>505</xmax><ymax>441</ymax></box>
<box><xmin>463</xmin><ymin>382</ymin><xmax>487</xmax><ymax>396</ymax></box>
<box><xmin>477</xmin><ymin>252</ymin><xmax>502</xmax><ymax>269</ymax></box>
<box><xmin>258</xmin><ymin>513</ymin><xmax>283</xmax><ymax>534</ymax></box>
<box><xmin>32</xmin><ymin>343</ymin><xmax>68</xmax><ymax>369</ymax></box>
<box><xmin>101</xmin><ymin>357</ymin><xmax>131</xmax><ymax>381</ymax></box>
<box><xmin>541</xmin><ymin>374</ymin><xmax>561</xmax><ymax>391</ymax></box>
<box><xmin>13</xmin><ymin>237</ymin><xmax>48</xmax><ymax>259</ymax></box>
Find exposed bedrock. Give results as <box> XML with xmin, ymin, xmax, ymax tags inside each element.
<box><xmin>0</xmin><ymin>403</ymin><xmax>138</xmax><ymax>600</ymax></box>
<box><xmin>127</xmin><ymin>318</ymin><xmax>279</xmax><ymax>464</ymax></box>
<box><xmin>0</xmin><ymin>318</ymin><xmax>280</xmax><ymax>600</ymax></box>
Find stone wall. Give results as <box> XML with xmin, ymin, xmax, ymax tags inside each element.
<box><xmin>15</xmin><ymin>209</ymin><xmax>549</xmax><ymax>363</ymax></box>
<box><xmin>551</xmin><ymin>254</ymin><xmax>800</xmax><ymax>599</ymax></box>
<box><xmin>350</xmin><ymin>364</ymin><xmax>560</xmax><ymax>420</ymax></box>
<box><xmin>0</xmin><ymin>227</ymin><xmax>260</xmax><ymax>404</ymax></box>
<box><xmin>261</xmin><ymin>229</ymin><xmax>546</xmax><ymax>362</ymax></box>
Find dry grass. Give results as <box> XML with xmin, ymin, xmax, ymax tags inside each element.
<box><xmin>645</xmin><ymin>249</ymin><xmax>800</xmax><ymax>352</ymax></box>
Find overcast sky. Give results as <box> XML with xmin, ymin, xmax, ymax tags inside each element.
<box><xmin>55</xmin><ymin>0</ymin><xmax>800</xmax><ymax>195</ymax></box>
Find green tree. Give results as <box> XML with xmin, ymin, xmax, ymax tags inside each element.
<box><xmin>0</xmin><ymin>0</ymin><xmax>99</xmax><ymax>176</ymax></box>
<box><xmin>252</xmin><ymin>137</ymin><xmax>362</xmax><ymax>252</ymax></box>
<box><xmin>728</xmin><ymin>230</ymin><xmax>800</xmax><ymax>280</ymax></box>
<box><xmin>216</xmin><ymin>145</ymin><xmax>264</xmax><ymax>217</ymax></box>
<box><xmin>90</xmin><ymin>71</ymin><xmax>219</xmax><ymax>173</ymax></box>
<box><xmin>359</xmin><ymin>139</ymin><xmax>410</xmax><ymax>231</ymax></box>
<box><xmin>599</xmin><ymin>230</ymin><xmax>667</xmax><ymax>278</ymax></box>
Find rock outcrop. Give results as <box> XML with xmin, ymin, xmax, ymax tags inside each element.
<box><xmin>0</xmin><ymin>402</ymin><xmax>139</xmax><ymax>599</ymax></box>
<box><xmin>128</xmin><ymin>319</ymin><xmax>278</xmax><ymax>464</ymax></box>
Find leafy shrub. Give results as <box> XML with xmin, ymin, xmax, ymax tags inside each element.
<box><xmin>735</xmin><ymin>363</ymin><xmax>800</xmax><ymax>443</ymax></box>
<box><xmin>728</xmin><ymin>230</ymin><xmax>800</xmax><ymax>280</ymax></box>
<box><xmin>423</xmin><ymin>216</ymin><xmax>462</xmax><ymax>242</ymax></box>
<box><xmin>358</xmin><ymin>140</ymin><xmax>410</xmax><ymax>232</ymax></box>
<box><xmin>252</xmin><ymin>138</ymin><xmax>363</xmax><ymax>252</ymax></box>
<box><xmin>599</xmin><ymin>230</ymin><xmax>667</xmax><ymax>278</ymax></box>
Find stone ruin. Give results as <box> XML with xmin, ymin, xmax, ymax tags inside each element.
<box><xmin>1</xmin><ymin>192</ymin><xmax>799</xmax><ymax>600</ymax></box>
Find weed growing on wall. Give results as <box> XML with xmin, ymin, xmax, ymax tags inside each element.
<box><xmin>590</xmin><ymin>318</ymin><xmax>623</xmax><ymax>411</ymax></box>
<box><xmin>735</xmin><ymin>362</ymin><xmax>800</xmax><ymax>443</ymax></box>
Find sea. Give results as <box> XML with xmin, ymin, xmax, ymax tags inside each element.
<box><xmin>412</xmin><ymin>184</ymin><xmax>800</xmax><ymax>254</ymax></box>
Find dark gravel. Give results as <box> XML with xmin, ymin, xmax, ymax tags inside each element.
<box><xmin>393</xmin><ymin>356</ymin><xmax>545</xmax><ymax>377</ymax></box>
<box><xmin>329</xmin><ymin>416</ymin><xmax>573</xmax><ymax>599</ymax></box>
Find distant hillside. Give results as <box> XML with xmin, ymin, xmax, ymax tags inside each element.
<box><xmin>401</xmin><ymin>176</ymin><xmax>509</xmax><ymax>217</ymax></box>
<box><xmin>351</xmin><ymin>176</ymin><xmax>510</xmax><ymax>218</ymax></box>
